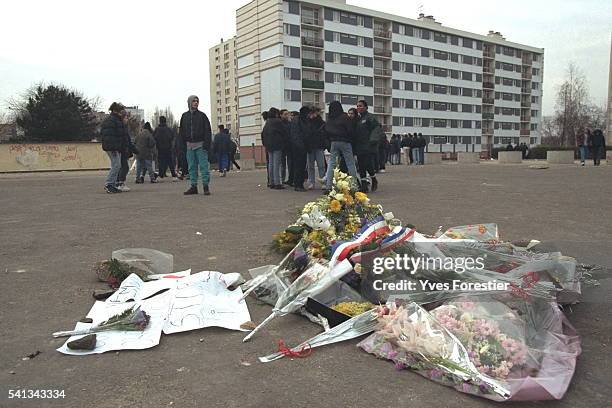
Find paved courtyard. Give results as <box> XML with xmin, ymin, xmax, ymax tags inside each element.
<box><xmin>0</xmin><ymin>162</ymin><xmax>610</xmax><ymax>408</ymax></box>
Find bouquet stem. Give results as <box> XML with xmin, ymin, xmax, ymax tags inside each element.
<box><xmin>242</xmin><ymin>312</ymin><xmax>278</xmax><ymax>342</ymax></box>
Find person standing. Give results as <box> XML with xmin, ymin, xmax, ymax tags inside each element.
<box><xmin>417</xmin><ymin>133</ymin><xmax>426</xmax><ymax>165</ymax></box>
<box><xmin>115</xmin><ymin>109</ymin><xmax>137</xmax><ymax>192</ymax></box>
<box><xmin>289</xmin><ymin>106</ymin><xmax>312</xmax><ymax>192</ymax></box>
<box><xmin>354</xmin><ymin>100</ymin><xmax>380</xmax><ymax>192</ymax></box>
<box><xmin>279</xmin><ymin>109</ymin><xmax>293</xmax><ymax>186</ymax></box>
<box><xmin>213</xmin><ymin>124</ymin><xmax>231</xmax><ymax>176</ymax></box>
<box><xmin>134</xmin><ymin>122</ymin><xmax>158</xmax><ymax>183</ymax></box>
<box><xmin>179</xmin><ymin>95</ymin><xmax>212</xmax><ymax>195</ymax></box>
<box><xmin>153</xmin><ymin>116</ymin><xmax>179</xmax><ymax>180</ymax></box>
<box><xmin>262</xmin><ymin>107</ymin><xmax>286</xmax><ymax>189</ymax></box>
<box><xmin>228</xmin><ymin>132</ymin><xmax>241</xmax><ymax>172</ymax></box>
<box><xmin>576</xmin><ymin>129</ymin><xmax>589</xmax><ymax>166</ymax></box>
<box><xmin>322</xmin><ymin>101</ymin><xmax>359</xmax><ymax>193</ymax></box>
<box><xmin>100</xmin><ymin>102</ymin><xmax>127</xmax><ymax>193</ymax></box>
<box><xmin>590</xmin><ymin>128</ymin><xmax>606</xmax><ymax>166</ymax></box>
<box><xmin>306</xmin><ymin>108</ymin><xmax>327</xmax><ymax>190</ymax></box>
<box><xmin>400</xmin><ymin>134</ymin><xmax>409</xmax><ymax>165</ymax></box>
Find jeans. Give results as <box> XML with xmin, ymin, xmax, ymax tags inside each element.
<box><xmin>419</xmin><ymin>147</ymin><xmax>425</xmax><ymax>165</ymax></box>
<box><xmin>186</xmin><ymin>147</ymin><xmax>210</xmax><ymax>186</ymax></box>
<box><xmin>136</xmin><ymin>158</ymin><xmax>154</xmax><ymax>180</ymax></box>
<box><xmin>579</xmin><ymin>145</ymin><xmax>588</xmax><ymax>162</ymax></box>
<box><xmin>281</xmin><ymin>150</ymin><xmax>292</xmax><ymax>183</ymax></box>
<box><xmin>412</xmin><ymin>148</ymin><xmax>420</xmax><ymax>165</ymax></box>
<box><xmin>216</xmin><ymin>152</ymin><xmax>229</xmax><ymax>172</ymax></box>
<box><xmin>105</xmin><ymin>151</ymin><xmax>121</xmax><ymax>186</ymax></box>
<box><xmin>307</xmin><ymin>149</ymin><xmax>326</xmax><ymax>185</ymax></box>
<box><xmin>268</xmin><ymin>150</ymin><xmax>282</xmax><ymax>186</ymax></box>
<box><xmin>325</xmin><ymin>141</ymin><xmax>358</xmax><ymax>189</ymax></box>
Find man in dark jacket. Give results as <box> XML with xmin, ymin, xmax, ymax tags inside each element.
<box><xmin>100</xmin><ymin>102</ymin><xmax>127</xmax><ymax>193</ymax></box>
<box><xmin>306</xmin><ymin>108</ymin><xmax>327</xmax><ymax>189</ymax></box>
<box><xmin>417</xmin><ymin>133</ymin><xmax>426</xmax><ymax>165</ymax></box>
<box><xmin>213</xmin><ymin>124</ymin><xmax>232</xmax><ymax>176</ymax></box>
<box><xmin>279</xmin><ymin>109</ymin><xmax>293</xmax><ymax>186</ymax></box>
<box><xmin>290</xmin><ymin>106</ymin><xmax>312</xmax><ymax>191</ymax></box>
<box><xmin>590</xmin><ymin>128</ymin><xmax>606</xmax><ymax>166</ymax></box>
<box><xmin>153</xmin><ymin>116</ymin><xmax>178</xmax><ymax>180</ymax></box>
<box><xmin>179</xmin><ymin>95</ymin><xmax>212</xmax><ymax>195</ymax></box>
<box><xmin>354</xmin><ymin>100</ymin><xmax>380</xmax><ymax>192</ymax></box>
<box><xmin>262</xmin><ymin>107</ymin><xmax>286</xmax><ymax>189</ymax></box>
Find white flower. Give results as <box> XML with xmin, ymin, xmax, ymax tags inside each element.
<box><xmin>300</xmin><ymin>206</ymin><xmax>331</xmax><ymax>230</ymax></box>
<box><xmin>334</xmin><ymin>193</ymin><xmax>345</xmax><ymax>202</ymax></box>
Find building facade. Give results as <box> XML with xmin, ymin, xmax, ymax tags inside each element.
<box><xmin>124</xmin><ymin>106</ymin><xmax>145</xmax><ymax>123</ymax></box>
<box><xmin>234</xmin><ymin>0</ymin><xmax>544</xmax><ymax>160</ymax></box>
<box><xmin>209</xmin><ymin>37</ymin><xmax>239</xmax><ymax>138</ymax></box>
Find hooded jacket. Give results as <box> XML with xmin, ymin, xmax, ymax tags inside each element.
<box><xmin>179</xmin><ymin>95</ymin><xmax>212</xmax><ymax>150</ymax></box>
<box><xmin>325</xmin><ymin>101</ymin><xmax>353</xmax><ymax>144</ymax></box>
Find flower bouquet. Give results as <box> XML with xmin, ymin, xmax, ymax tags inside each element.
<box><xmin>53</xmin><ymin>305</ymin><xmax>150</xmax><ymax>338</ymax></box>
<box><xmin>359</xmin><ymin>292</ymin><xmax>581</xmax><ymax>401</ymax></box>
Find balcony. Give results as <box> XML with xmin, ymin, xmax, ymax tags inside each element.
<box><xmin>520</xmin><ymin>129</ymin><xmax>530</xmax><ymax>136</ymax></box>
<box><xmin>482</xmin><ymin>113</ymin><xmax>494</xmax><ymax>120</ymax></box>
<box><xmin>374</xmin><ymin>30</ymin><xmax>391</xmax><ymax>39</ymax></box>
<box><xmin>520</xmin><ymin>116</ymin><xmax>531</xmax><ymax>122</ymax></box>
<box><xmin>483</xmin><ymin>82</ymin><xmax>495</xmax><ymax>89</ymax></box>
<box><xmin>302</xmin><ymin>79</ymin><xmax>324</xmax><ymax>90</ymax></box>
<box><xmin>373</xmin><ymin>48</ymin><xmax>392</xmax><ymax>58</ymax></box>
<box><xmin>374</xmin><ymin>87</ymin><xmax>392</xmax><ymax>95</ymax></box>
<box><xmin>521</xmin><ymin>88</ymin><xmax>531</xmax><ymax>94</ymax></box>
<box><xmin>374</xmin><ymin>68</ymin><xmax>392</xmax><ymax>77</ymax></box>
<box><xmin>483</xmin><ymin>66</ymin><xmax>494</xmax><ymax>74</ymax></box>
<box><xmin>521</xmin><ymin>101</ymin><xmax>531</xmax><ymax>108</ymax></box>
<box><xmin>522</xmin><ymin>72</ymin><xmax>533</xmax><ymax>79</ymax></box>
<box><xmin>373</xmin><ymin>106</ymin><xmax>390</xmax><ymax>114</ymax></box>
<box><xmin>483</xmin><ymin>52</ymin><xmax>495</xmax><ymax>59</ymax></box>
<box><xmin>482</xmin><ymin>98</ymin><xmax>495</xmax><ymax>105</ymax></box>
<box><xmin>522</xmin><ymin>57</ymin><xmax>532</xmax><ymax>66</ymax></box>
<box><xmin>301</xmin><ymin>36</ymin><xmax>323</xmax><ymax>48</ymax></box>
<box><xmin>301</xmin><ymin>16</ymin><xmax>323</xmax><ymax>27</ymax></box>
<box><xmin>302</xmin><ymin>58</ymin><xmax>324</xmax><ymax>69</ymax></box>
<box><xmin>482</xmin><ymin>128</ymin><xmax>494</xmax><ymax>135</ymax></box>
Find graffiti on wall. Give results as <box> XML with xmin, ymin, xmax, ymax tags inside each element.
<box><xmin>9</xmin><ymin>144</ymin><xmax>84</xmax><ymax>168</ymax></box>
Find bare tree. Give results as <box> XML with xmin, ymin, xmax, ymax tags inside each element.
<box><xmin>150</xmin><ymin>106</ymin><xmax>177</xmax><ymax>129</ymax></box>
<box><xmin>553</xmin><ymin>63</ymin><xmax>590</xmax><ymax>146</ymax></box>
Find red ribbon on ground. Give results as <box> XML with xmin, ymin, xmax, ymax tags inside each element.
<box><xmin>277</xmin><ymin>339</ymin><xmax>312</xmax><ymax>358</ymax></box>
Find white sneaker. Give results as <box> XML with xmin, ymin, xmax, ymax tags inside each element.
<box><xmin>116</xmin><ymin>184</ymin><xmax>130</xmax><ymax>192</ymax></box>
<box><xmin>173</xmin><ymin>177</ymin><xmax>179</xmax><ymax>182</ymax></box>
<box><xmin>304</xmin><ymin>182</ymin><xmax>314</xmax><ymax>190</ymax></box>
<box><xmin>317</xmin><ymin>177</ymin><xmax>326</xmax><ymax>184</ymax></box>
<box><xmin>379</xmin><ymin>169</ymin><xmax>386</xmax><ymax>173</ymax></box>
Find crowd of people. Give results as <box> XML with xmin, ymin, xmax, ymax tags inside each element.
<box><xmin>261</xmin><ymin>99</ymin><xmax>398</xmax><ymax>194</ymax></box>
<box><xmin>100</xmin><ymin>96</ymin><xmax>238</xmax><ymax>195</ymax></box>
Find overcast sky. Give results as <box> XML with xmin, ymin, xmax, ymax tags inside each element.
<box><xmin>1</xmin><ymin>0</ymin><xmax>610</xmax><ymax>122</ymax></box>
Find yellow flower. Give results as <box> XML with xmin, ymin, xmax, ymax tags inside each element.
<box><xmin>344</xmin><ymin>193</ymin><xmax>354</xmax><ymax>206</ymax></box>
<box><xmin>329</xmin><ymin>199</ymin><xmax>342</xmax><ymax>213</ymax></box>
<box><xmin>355</xmin><ymin>192</ymin><xmax>369</xmax><ymax>204</ymax></box>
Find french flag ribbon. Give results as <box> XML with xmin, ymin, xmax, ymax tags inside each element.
<box><xmin>329</xmin><ymin>217</ymin><xmax>390</xmax><ymax>268</ymax></box>
<box><xmin>349</xmin><ymin>227</ymin><xmax>416</xmax><ymax>264</ymax></box>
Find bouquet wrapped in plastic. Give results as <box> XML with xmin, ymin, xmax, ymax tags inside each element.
<box><xmin>359</xmin><ymin>292</ymin><xmax>581</xmax><ymax>401</ymax></box>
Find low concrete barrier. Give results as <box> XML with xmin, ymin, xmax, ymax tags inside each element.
<box><xmin>237</xmin><ymin>158</ymin><xmax>255</xmax><ymax>170</ymax></box>
<box><xmin>606</xmin><ymin>151</ymin><xmax>612</xmax><ymax>164</ymax></box>
<box><xmin>546</xmin><ymin>150</ymin><xmax>574</xmax><ymax>164</ymax></box>
<box><xmin>457</xmin><ymin>152</ymin><xmax>480</xmax><ymax>164</ymax></box>
<box><xmin>424</xmin><ymin>152</ymin><xmax>442</xmax><ymax>164</ymax></box>
<box><xmin>498</xmin><ymin>151</ymin><xmax>522</xmax><ymax>164</ymax></box>
<box><xmin>0</xmin><ymin>143</ymin><xmax>109</xmax><ymax>172</ymax></box>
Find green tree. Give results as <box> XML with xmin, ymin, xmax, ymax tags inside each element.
<box><xmin>11</xmin><ymin>83</ymin><xmax>99</xmax><ymax>142</ymax></box>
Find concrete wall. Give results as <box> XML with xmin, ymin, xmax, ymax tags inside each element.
<box><xmin>546</xmin><ymin>150</ymin><xmax>574</xmax><ymax>164</ymax></box>
<box><xmin>0</xmin><ymin>143</ymin><xmax>109</xmax><ymax>172</ymax></box>
<box><xmin>497</xmin><ymin>151</ymin><xmax>522</xmax><ymax>163</ymax></box>
<box><xmin>457</xmin><ymin>152</ymin><xmax>480</xmax><ymax>163</ymax></box>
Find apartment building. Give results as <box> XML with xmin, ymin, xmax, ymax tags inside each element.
<box><xmin>234</xmin><ymin>0</ymin><xmax>544</xmax><ymax>160</ymax></box>
<box><xmin>209</xmin><ymin>37</ymin><xmax>239</xmax><ymax>137</ymax></box>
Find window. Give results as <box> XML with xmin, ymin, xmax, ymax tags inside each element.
<box><xmin>433</xmin><ymin>85</ymin><xmax>447</xmax><ymax>94</ymax></box>
<box><xmin>433</xmin><ymin>67</ymin><xmax>447</xmax><ymax>77</ymax></box>
<box><xmin>462</xmin><ymin>38</ymin><xmax>473</xmax><ymax>48</ymax></box>
<box><xmin>421</xmin><ymin>83</ymin><xmax>430</xmax><ymax>93</ymax></box>
<box><xmin>434</xmin><ymin>32</ymin><xmax>447</xmax><ymax>43</ymax></box>
<box><xmin>421</xmin><ymin>100</ymin><xmax>430</xmax><ymax>110</ymax></box>
<box><xmin>450</xmin><ymin>36</ymin><xmax>459</xmax><ymax>46</ymax></box>
<box><xmin>283</xmin><ymin>46</ymin><xmax>300</xmax><ymax>58</ymax></box>
<box><xmin>462</xmin><ymin>55</ymin><xmax>473</xmax><ymax>65</ymax></box>
<box><xmin>462</xmin><ymin>120</ymin><xmax>472</xmax><ymax>128</ymax></box>
<box><xmin>283</xmin><ymin>23</ymin><xmax>300</xmax><ymax>36</ymax></box>
<box><xmin>287</xmin><ymin>1</ymin><xmax>299</xmax><ymax>14</ymax></box>
<box><xmin>462</xmin><ymin>88</ymin><xmax>473</xmax><ymax>97</ymax></box>
<box><xmin>462</xmin><ymin>71</ymin><xmax>472</xmax><ymax>81</ymax></box>
<box><xmin>434</xmin><ymin>119</ymin><xmax>447</xmax><ymax>127</ymax></box>
<box><xmin>433</xmin><ymin>102</ymin><xmax>447</xmax><ymax>111</ymax></box>
<box><xmin>422</xmin><ymin>118</ymin><xmax>430</xmax><ymax>127</ymax></box>
<box><xmin>434</xmin><ymin>50</ymin><xmax>448</xmax><ymax>60</ymax></box>
<box><xmin>284</xmin><ymin>90</ymin><xmax>301</xmax><ymax>101</ymax></box>
<box><xmin>420</xmin><ymin>48</ymin><xmax>430</xmax><ymax>58</ymax></box>
<box><xmin>284</xmin><ymin>68</ymin><xmax>301</xmax><ymax>80</ymax></box>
